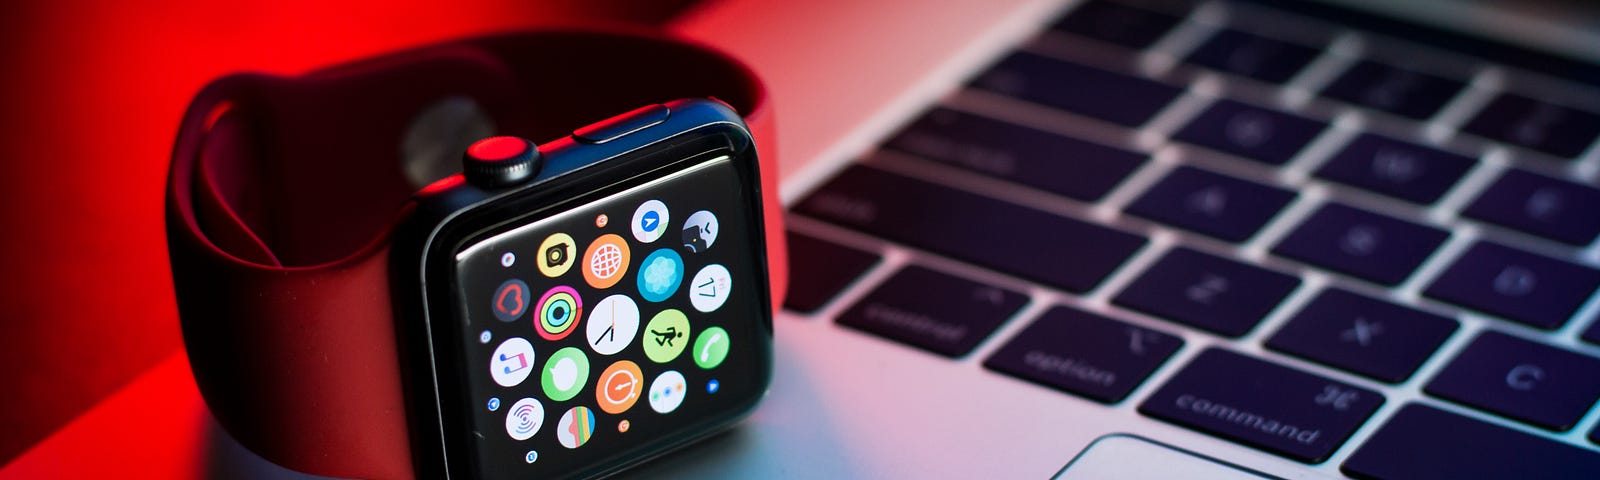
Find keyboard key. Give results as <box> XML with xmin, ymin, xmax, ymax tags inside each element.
<box><xmin>1125</xmin><ymin>166</ymin><xmax>1297</xmax><ymax>242</ymax></box>
<box><xmin>1320</xmin><ymin>60</ymin><xmax>1466</xmax><ymax>120</ymax></box>
<box><xmin>1185</xmin><ymin>30</ymin><xmax>1320</xmax><ymax>84</ymax></box>
<box><xmin>971</xmin><ymin>52</ymin><xmax>1182</xmax><ymax>127</ymax></box>
<box><xmin>1139</xmin><ymin>348</ymin><xmax>1383</xmax><ymax>462</ymax></box>
<box><xmin>836</xmin><ymin>265</ymin><xmax>1027</xmax><ymax>357</ymax></box>
<box><xmin>1174</xmin><ymin>99</ymin><xmax>1328</xmax><ymax>165</ymax></box>
<box><xmin>1462</xmin><ymin>168</ymin><xmax>1600</xmax><ymax>246</ymax></box>
<box><xmin>1113</xmin><ymin>247</ymin><xmax>1300</xmax><ymax>337</ymax></box>
<box><xmin>796</xmin><ymin>165</ymin><xmax>1148</xmax><ymax>293</ymax></box>
<box><xmin>985</xmin><ymin>305</ymin><xmax>1181</xmax><ymax>403</ymax></box>
<box><xmin>1462</xmin><ymin>93</ymin><xmax>1600</xmax><ymax>159</ymax></box>
<box><xmin>1423</xmin><ymin>241</ymin><xmax>1600</xmax><ymax>329</ymax></box>
<box><xmin>1052</xmin><ymin>0</ymin><xmax>1184</xmax><ymax>50</ymax></box>
<box><xmin>1424</xmin><ymin>330</ymin><xmax>1600</xmax><ymax>430</ymax></box>
<box><xmin>782</xmin><ymin>230</ymin><xmax>881</xmax><ymax>313</ymax></box>
<box><xmin>1265</xmin><ymin>288</ymin><xmax>1457</xmax><ymax>383</ymax></box>
<box><xmin>885</xmin><ymin>108</ymin><xmax>1145</xmax><ymax>202</ymax></box>
<box><xmin>1584</xmin><ymin>314</ymin><xmax>1600</xmax><ymax>345</ymax></box>
<box><xmin>1342</xmin><ymin>404</ymin><xmax>1600</xmax><ymax>480</ymax></box>
<box><xmin>1313</xmin><ymin>133</ymin><xmax>1476</xmax><ymax>205</ymax></box>
<box><xmin>1271</xmin><ymin>203</ymin><xmax>1450</xmax><ymax>285</ymax></box>
<box><xmin>1593</xmin><ymin>421</ymin><xmax>1600</xmax><ymax>446</ymax></box>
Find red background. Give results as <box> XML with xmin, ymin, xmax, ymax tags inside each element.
<box><xmin>0</xmin><ymin>0</ymin><xmax>696</xmax><ymax>466</ymax></box>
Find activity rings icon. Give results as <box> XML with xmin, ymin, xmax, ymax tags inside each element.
<box><xmin>536</xmin><ymin>286</ymin><xmax>582</xmax><ymax>341</ymax></box>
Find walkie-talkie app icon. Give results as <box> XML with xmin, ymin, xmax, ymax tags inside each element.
<box><xmin>643</xmin><ymin>309</ymin><xmax>690</xmax><ymax>363</ymax></box>
<box><xmin>538</xmin><ymin>233</ymin><xmax>577</xmax><ymax>278</ymax></box>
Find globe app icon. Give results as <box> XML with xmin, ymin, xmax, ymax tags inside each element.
<box><xmin>582</xmin><ymin>234</ymin><xmax>631</xmax><ymax>289</ymax></box>
<box><xmin>593</xmin><ymin>245</ymin><xmax>623</xmax><ymax>277</ymax></box>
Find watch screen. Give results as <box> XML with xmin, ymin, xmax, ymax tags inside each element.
<box><xmin>451</xmin><ymin>156</ymin><xmax>769</xmax><ymax>478</ymax></box>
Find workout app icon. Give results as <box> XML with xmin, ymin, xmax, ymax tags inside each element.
<box><xmin>557</xmin><ymin>406</ymin><xmax>596</xmax><ymax>449</ymax></box>
<box><xmin>643</xmin><ymin>309</ymin><xmax>690</xmax><ymax>363</ymax></box>
<box><xmin>491</xmin><ymin>279</ymin><xmax>530</xmax><ymax>322</ymax></box>
<box><xmin>689</xmin><ymin>264</ymin><xmax>732</xmax><ymax>313</ymax></box>
<box><xmin>537</xmin><ymin>233</ymin><xmax>576</xmax><ymax>278</ymax></box>
<box><xmin>490</xmin><ymin>337</ymin><xmax>536</xmax><ymax>388</ymax></box>
<box><xmin>504</xmin><ymin>397</ymin><xmax>545</xmax><ymax>441</ymax></box>
<box><xmin>631</xmin><ymin>200</ymin><xmax>670</xmax><ymax>244</ymax></box>
<box><xmin>693</xmin><ymin>327</ymin><xmax>730</xmax><ymax>370</ymax></box>
<box><xmin>541</xmin><ymin>347</ymin><xmax>590</xmax><ymax>402</ymax></box>
<box><xmin>637</xmin><ymin>249</ymin><xmax>685</xmax><ymax>303</ymax></box>
<box><xmin>595</xmin><ymin>360</ymin><xmax>644</xmax><ymax>414</ymax></box>
<box><xmin>648</xmin><ymin>370</ymin><xmax>688</xmax><ymax>414</ymax></box>
<box><xmin>535</xmin><ymin>286</ymin><xmax>582</xmax><ymax>341</ymax></box>
<box><xmin>586</xmin><ymin>294</ymin><xmax>640</xmax><ymax>356</ymax></box>
<box><xmin>583</xmin><ymin>234</ymin><xmax>631</xmax><ymax>289</ymax></box>
<box><xmin>681</xmin><ymin>210</ymin><xmax>719</xmax><ymax>253</ymax></box>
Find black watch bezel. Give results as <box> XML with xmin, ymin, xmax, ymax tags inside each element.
<box><xmin>388</xmin><ymin>99</ymin><xmax>775</xmax><ymax>479</ymax></box>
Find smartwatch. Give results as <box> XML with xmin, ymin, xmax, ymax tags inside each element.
<box><xmin>165</xmin><ymin>28</ymin><xmax>785</xmax><ymax>480</ymax></box>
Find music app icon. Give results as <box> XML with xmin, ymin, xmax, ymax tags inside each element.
<box><xmin>491</xmin><ymin>337</ymin><xmax>536</xmax><ymax>387</ymax></box>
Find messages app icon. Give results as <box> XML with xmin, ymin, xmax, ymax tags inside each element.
<box><xmin>541</xmin><ymin>347</ymin><xmax>590</xmax><ymax>402</ymax></box>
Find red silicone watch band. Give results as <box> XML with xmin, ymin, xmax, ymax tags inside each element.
<box><xmin>165</xmin><ymin>28</ymin><xmax>782</xmax><ymax>480</ymax></box>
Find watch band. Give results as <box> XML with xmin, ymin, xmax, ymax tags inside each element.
<box><xmin>165</xmin><ymin>28</ymin><xmax>783</xmax><ymax>480</ymax></box>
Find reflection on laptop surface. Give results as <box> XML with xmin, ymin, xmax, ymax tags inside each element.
<box><xmin>657</xmin><ymin>0</ymin><xmax>1600</xmax><ymax>478</ymax></box>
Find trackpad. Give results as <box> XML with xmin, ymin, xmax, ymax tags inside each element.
<box><xmin>1055</xmin><ymin>435</ymin><xmax>1277</xmax><ymax>480</ymax></box>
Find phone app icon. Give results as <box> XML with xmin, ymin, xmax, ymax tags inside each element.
<box><xmin>689</xmin><ymin>264</ymin><xmax>733</xmax><ymax>313</ymax></box>
<box><xmin>693</xmin><ymin>327</ymin><xmax>730</xmax><ymax>370</ymax></box>
<box><xmin>541</xmin><ymin>347</ymin><xmax>590</xmax><ymax>402</ymax></box>
<box><xmin>681</xmin><ymin>210</ymin><xmax>719</xmax><ymax>253</ymax></box>
<box><xmin>537</xmin><ymin>233</ymin><xmax>577</xmax><ymax>278</ymax></box>
<box><xmin>491</xmin><ymin>279</ymin><xmax>530</xmax><ymax>322</ymax></box>
<box><xmin>631</xmin><ymin>200</ymin><xmax>670</xmax><ymax>244</ymax></box>
<box><xmin>586</xmin><ymin>294</ymin><xmax>640</xmax><ymax>356</ymax></box>
<box><xmin>490</xmin><ymin>337</ymin><xmax>536</xmax><ymax>388</ymax></box>
<box><xmin>583</xmin><ymin>234</ymin><xmax>631</xmax><ymax>289</ymax></box>
<box><xmin>643</xmin><ymin>309</ymin><xmax>690</xmax><ymax>363</ymax></box>
<box><xmin>557</xmin><ymin>406</ymin><xmax>596</xmax><ymax>449</ymax></box>
<box><xmin>595</xmin><ymin>360</ymin><xmax>644</xmax><ymax>414</ymax></box>
<box><xmin>648</xmin><ymin>370</ymin><xmax>688</xmax><ymax>414</ymax></box>
<box><xmin>536</xmin><ymin>286</ymin><xmax>582</xmax><ymax>341</ymax></box>
<box><xmin>504</xmin><ymin>397</ymin><xmax>545</xmax><ymax>441</ymax></box>
<box><xmin>636</xmin><ymin>249</ymin><xmax>684</xmax><ymax>303</ymax></box>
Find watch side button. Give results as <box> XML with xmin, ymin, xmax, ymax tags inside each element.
<box><xmin>573</xmin><ymin>104</ymin><xmax>671</xmax><ymax>144</ymax></box>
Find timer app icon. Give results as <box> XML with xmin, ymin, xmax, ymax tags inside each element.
<box><xmin>583</xmin><ymin>234</ymin><xmax>631</xmax><ymax>289</ymax></box>
<box><xmin>596</xmin><ymin>360</ymin><xmax>644</xmax><ymax>414</ymax></box>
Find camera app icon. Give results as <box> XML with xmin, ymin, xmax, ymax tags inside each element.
<box><xmin>538</xmin><ymin>233</ymin><xmax>577</xmax><ymax>278</ymax></box>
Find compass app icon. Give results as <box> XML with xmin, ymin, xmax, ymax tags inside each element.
<box><xmin>586</xmin><ymin>294</ymin><xmax>640</xmax><ymax>356</ymax></box>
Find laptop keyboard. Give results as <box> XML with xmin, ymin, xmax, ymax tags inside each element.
<box><xmin>783</xmin><ymin>0</ymin><xmax>1600</xmax><ymax>477</ymax></box>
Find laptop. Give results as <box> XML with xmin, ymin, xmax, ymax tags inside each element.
<box><xmin>174</xmin><ymin>0</ymin><xmax>1600</xmax><ymax>478</ymax></box>
<box><xmin>650</xmin><ymin>0</ymin><xmax>1600</xmax><ymax>478</ymax></box>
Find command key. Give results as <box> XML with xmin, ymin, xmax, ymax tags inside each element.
<box><xmin>1139</xmin><ymin>348</ymin><xmax>1383</xmax><ymax>462</ymax></box>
